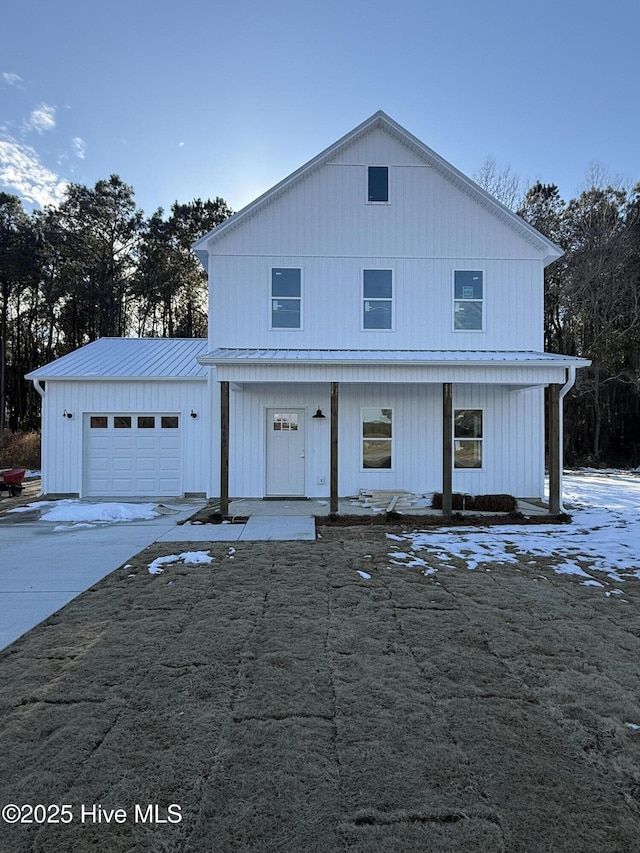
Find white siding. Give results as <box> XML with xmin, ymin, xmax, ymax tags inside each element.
<box><xmin>216</xmin><ymin>382</ymin><xmax>544</xmax><ymax>500</ymax></box>
<box><xmin>207</xmin><ymin>129</ymin><xmax>546</xmax><ymax>355</ymax></box>
<box><xmin>214</xmin><ymin>362</ymin><xmax>566</xmax><ymax>385</ymax></box>
<box><xmin>41</xmin><ymin>380</ymin><xmax>208</xmax><ymax>496</ymax></box>
<box><xmin>210</xmin><ymin>255</ymin><xmax>543</xmax><ymax>352</ymax></box>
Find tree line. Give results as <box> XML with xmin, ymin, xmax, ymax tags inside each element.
<box><xmin>1</xmin><ymin>169</ymin><xmax>639</xmax><ymax>465</ymax></box>
<box><xmin>0</xmin><ymin>176</ymin><xmax>232</xmax><ymax>430</ymax></box>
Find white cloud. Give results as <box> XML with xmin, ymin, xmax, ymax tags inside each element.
<box><xmin>72</xmin><ymin>136</ymin><xmax>86</xmax><ymax>159</ymax></box>
<box><xmin>28</xmin><ymin>103</ymin><xmax>56</xmax><ymax>133</ymax></box>
<box><xmin>2</xmin><ymin>72</ymin><xmax>23</xmax><ymax>87</ymax></box>
<box><xmin>178</xmin><ymin>141</ymin><xmax>185</xmax><ymax>147</ymax></box>
<box><xmin>0</xmin><ymin>135</ymin><xmax>68</xmax><ymax>207</ymax></box>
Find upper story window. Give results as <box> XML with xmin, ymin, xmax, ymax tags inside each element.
<box><xmin>367</xmin><ymin>166</ymin><xmax>389</xmax><ymax>202</ymax></box>
<box><xmin>453</xmin><ymin>270</ymin><xmax>484</xmax><ymax>331</ymax></box>
<box><xmin>271</xmin><ymin>268</ymin><xmax>301</xmax><ymax>329</ymax></box>
<box><xmin>363</xmin><ymin>269</ymin><xmax>393</xmax><ymax>330</ymax></box>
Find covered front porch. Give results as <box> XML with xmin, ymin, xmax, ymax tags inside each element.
<box><xmin>197</xmin><ymin>348</ymin><xmax>591</xmax><ymax>517</ymax></box>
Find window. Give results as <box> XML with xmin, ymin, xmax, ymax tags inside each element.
<box><xmin>363</xmin><ymin>269</ymin><xmax>393</xmax><ymax>330</ymax></box>
<box><xmin>90</xmin><ymin>416</ymin><xmax>108</xmax><ymax>428</ymax></box>
<box><xmin>362</xmin><ymin>408</ymin><xmax>392</xmax><ymax>469</ymax></box>
<box><xmin>273</xmin><ymin>413</ymin><xmax>299</xmax><ymax>431</ymax></box>
<box><xmin>271</xmin><ymin>268</ymin><xmax>301</xmax><ymax>329</ymax></box>
<box><xmin>138</xmin><ymin>416</ymin><xmax>155</xmax><ymax>429</ymax></box>
<box><xmin>454</xmin><ymin>271</ymin><xmax>483</xmax><ymax>331</ymax></box>
<box><xmin>114</xmin><ymin>416</ymin><xmax>131</xmax><ymax>429</ymax></box>
<box><xmin>454</xmin><ymin>409</ymin><xmax>483</xmax><ymax>468</ymax></box>
<box><xmin>161</xmin><ymin>416</ymin><xmax>179</xmax><ymax>428</ymax></box>
<box><xmin>368</xmin><ymin>166</ymin><xmax>388</xmax><ymax>202</ymax></box>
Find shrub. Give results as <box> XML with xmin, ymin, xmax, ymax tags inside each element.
<box><xmin>431</xmin><ymin>492</ymin><xmax>517</xmax><ymax>512</ymax></box>
<box><xmin>0</xmin><ymin>430</ymin><xmax>41</xmax><ymax>469</ymax></box>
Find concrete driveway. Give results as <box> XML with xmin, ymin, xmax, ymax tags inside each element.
<box><xmin>0</xmin><ymin>500</ymin><xmax>204</xmax><ymax>651</ymax></box>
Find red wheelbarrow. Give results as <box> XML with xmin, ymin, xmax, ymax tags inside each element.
<box><xmin>0</xmin><ymin>468</ymin><xmax>26</xmax><ymax>497</ymax></box>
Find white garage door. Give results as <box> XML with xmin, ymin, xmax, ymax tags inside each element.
<box><xmin>84</xmin><ymin>414</ymin><xmax>182</xmax><ymax>497</ymax></box>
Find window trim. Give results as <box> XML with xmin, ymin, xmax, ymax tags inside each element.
<box><xmin>366</xmin><ymin>165</ymin><xmax>390</xmax><ymax>204</ymax></box>
<box><xmin>361</xmin><ymin>268</ymin><xmax>395</xmax><ymax>332</ymax></box>
<box><xmin>360</xmin><ymin>406</ymin><xmax>394</xmax><ymax>472</ymax></box>
<box><xmin>453</xmin><ymin>408</ymin><xmax>484</xmax><ymax>471</ymax></box>
<box><xmin>452</xmin><ymin>269</ymin><xmax>485</xmax><ymax>333</ymax></box>
<box><xmin>270</xmin><ymin>266</ymin><xmax>303</xmax><ymax>331</ymax></box>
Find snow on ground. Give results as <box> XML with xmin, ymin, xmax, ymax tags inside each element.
<box><xmin>148</xmin><ymin>551</ymin><xmax>213</xmax><ymax>575</ymax></box>
<box><xmin>8</xmin><ymin>499</ymin><xmax>159</xmax><ymax>525</ymax></box>
<box><xmin>388</xmin><ymin>471</ymin><xmax>640</xmax><ymax>589</ymax></box>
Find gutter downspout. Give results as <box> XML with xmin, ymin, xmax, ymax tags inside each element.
<box><xmin>31</xmin><ymin>379</ymin><xmax>45</xmax><ymax>497</ymax></box>
<box><xmin>557</xmin><ymin>366</ymin><xmax>576</xmax><ymax>513</ymax></box>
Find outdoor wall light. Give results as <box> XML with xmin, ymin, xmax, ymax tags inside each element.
<box><xmin>312</xmin><ymin>408</ymin><xmax>326</xmax><ymax>419</ymax></box>
<box><xmin>63</xmin><ymin>410</ymin><xmax>73</xmax><ymax>419</ymax></box>
<box><xmin>190</xmin><ymin>410</ymin><xmax>198</xmax><ymax>419</ymax></box>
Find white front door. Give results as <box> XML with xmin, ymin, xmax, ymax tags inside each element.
<box><xmin>265</xmin><ymin>408</ymin><xmax>306</xmax><ymax>496</ymax></box>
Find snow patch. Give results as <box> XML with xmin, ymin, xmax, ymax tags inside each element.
<box><xmin>148</xmin><ymin>550</ymin><xmax>213</xmax><ymax>575</ymax></box>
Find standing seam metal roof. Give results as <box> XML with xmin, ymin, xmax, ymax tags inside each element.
<box><xmin>26</xmin><ymin>338</ymin><xmax>208</xmax><ymax>379</ymax></box>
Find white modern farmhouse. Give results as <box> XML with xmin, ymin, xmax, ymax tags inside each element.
<box><xmin>27</xmin><ymin>111</ymin><xmax>590</xmax><ymax>514</ymax></box>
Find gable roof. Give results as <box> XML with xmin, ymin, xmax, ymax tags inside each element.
<box><xmin>193</xmin><ymin>110</ymin><xmax>563</xmax><ymax>266</ymax></box>
<box><xmin>26</xmin><ymin>338</ymin><xmax>208</xmax><ymax>380</ymax></box>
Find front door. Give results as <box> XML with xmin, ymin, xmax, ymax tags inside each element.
<box><xmin>265</xmin><ymin>408</ymin><xmax>306</xmax><ymax>496</ymax></box>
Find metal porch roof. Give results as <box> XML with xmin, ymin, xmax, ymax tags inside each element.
<box><xmin>197</xmin><ymin>348</ymin><xmax>591</xmax><ymax>368</ymax></box>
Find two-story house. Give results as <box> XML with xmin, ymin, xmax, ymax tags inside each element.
<box><xmin>27</xmin><ymin>112</ymin><xmax>590</xmax><ymax>513</ymax></box>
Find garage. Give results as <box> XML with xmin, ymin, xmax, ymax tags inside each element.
<box><xmin>84</xmin><ymin>413</ymin><xmax>182</xmax><ymax>497</ymax></box>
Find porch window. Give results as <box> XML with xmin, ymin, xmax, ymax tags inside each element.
<box><xmin>271</xmin><ymin>268</ymin><xmax>301</xmax><ymax>329</ymax></box>
<box><xmin>363</xmin><ymin>269</ymin><xmax>393</xmax><ymax>330</ymax></box>
<box><xmin>454</xmin><ymin>409</ymin><xmax>483</xmax><ymax>468</ymax></box>
<box><xmin>368</xmin><ymin>166</ymin><xmax>389</xmax><ymax>202</ymax></box>
<box><xmin>362</xmin><ymin>407</ymin><xmax>392</xmax><ymax>469</ymax></box>
<box><xmin>454</xmin><ymin>271</ymin><xmax>483</xmax><ymax>331</ymax></box>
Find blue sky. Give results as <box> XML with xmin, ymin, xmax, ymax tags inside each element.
<box><xmin>1</xmin><ymin>0</ymin><xmax>638</xmax><ymax>216</ymax></box>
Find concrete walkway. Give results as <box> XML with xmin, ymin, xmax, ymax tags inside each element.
<box><xmin>155</xmin><ymin>515</ymin><xmax>316</xmax><ymax>542</ymax></box>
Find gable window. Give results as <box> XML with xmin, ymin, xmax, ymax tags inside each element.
<box><xmin>362</xmin><ymin>407</ymin><xmax>392</xmax><ymax>469</ymax></box>
<box><xmin>368</xmin><ymin>166</ymin><xmax>388</xmax><ymax>202</ymax></box>
<box><xmin>454</xmin><ymin>271</ymin><xmax>484</xmax><ymax>331</ymax></box>
<box><xmin>454</xmin><ymin>409</ymin><xmax>483</xmax><ymax>468</ymax></box>
<box><xmin>271</xmin><ymin>268</ymin><xmax>301</xmax><ymax>329</ymax></box>
<box><xmin>363</xmin><ymin>269</ymin><xmax>393</xmax><ymax>330</ymax></box>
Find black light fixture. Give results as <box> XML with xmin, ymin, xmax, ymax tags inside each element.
<box><xmin>63</xmin><ymin>410</ymin><xmax>73</xmax><ymax>419</ymax></box>
<box><xmin>312</xmin><ymin>408</ymin><xmax>326</xmax><ymax>419</ymax></box>
<box><xmin>190</xmin><ymin>410</ymin><xmax>198</xmax><ymax>419</ymax></box>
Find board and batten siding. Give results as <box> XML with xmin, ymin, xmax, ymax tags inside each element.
<box><xmin>209</xmin><ymin>255</ymin><xmax>543</xmax><ymax>352</ymax></box>
<box><xmin>218</xmin><ymin>382</ymin><xmax>544</xmax><ymax>500</ymax></box>
<box><xmin>206</xmin><ymin>129</ymin><xmax>546</xmax><ymax>354</ymax></box>
<box><xmin>40</xmin><ymin>380</ymin><xmax>208</xmax><ymax>496</ymax></box>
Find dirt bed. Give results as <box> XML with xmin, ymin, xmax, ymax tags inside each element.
<box><xmin>1</xmin><ymin>528</ymin><xmax>640</xmax><ymax>852</ymax></box>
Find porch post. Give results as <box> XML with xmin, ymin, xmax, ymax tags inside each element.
<box><xmin>220</xmin><ymin>380</ymin><xmax>229</xmax><ymax>517</ymax></box>
<box><xmin>330</xmin><ymin>381</ymin><xmax>339</xmax><ymax>514</ymax></box>
<box><xmin>548</xmin><ymin>383</ymin><xmax>561</xmax><ymax>515</ymax></box>
<box><xmin>442</xmin><ymin>382</ymin><xmax>453</xmax><ymax>517</ymax></box>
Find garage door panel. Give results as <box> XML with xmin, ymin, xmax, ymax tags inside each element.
<box><xmin>84</xmin><ymin>414</ymin><xmax>182</xmax><ymax>497</ymax></box>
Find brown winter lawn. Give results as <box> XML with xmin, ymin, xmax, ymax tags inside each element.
<box><xmin>2</xmin><ymin>527</ymin><xmax>640</xmax><ymax>853</ymax></box>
